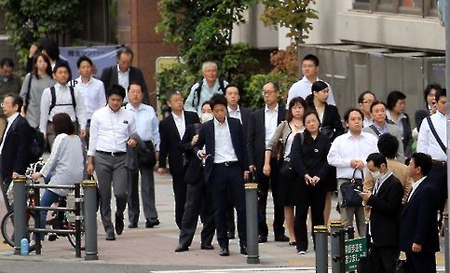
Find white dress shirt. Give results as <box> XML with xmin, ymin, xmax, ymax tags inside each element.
<box><xmin>73</xmin><ymin>76</ymin><xmax>106</xmax><ymax>119</ymax></box>
<box><xmin>417</xmin><ymin>111</ymin><xmax>447</xmax><ymax>160</ymax></box>
<box><xmin>363</xmin><ymin>117</ymin><xmax>374</xmax><ymax>128</ymax></box>
<box><xmin>407</xmin><ymin>176</ymin><xmax>427</xmax><ymax>203</ymax></box>
<box><xmin>228</xmin><ymin>105</ymin><xmax>242</xmax><ymax>123</ymax></box>
<box><xmin>39</xmin><ymin>82</ymin><xmax>87</xmax><ymax>134</ymax></box>
<box><xmin>117</xmin><ymin>65</ymin><xmax>130</xmax><ymax>102</ymax></box>
<box><xmin>327</xmin><ymin>131</ymin><xmax>379</xmax><ymax>179</ymax></box>
<box><xmin>87</xmin><ymin>106</ymin><xmax>137</xmax><ymax>156</ymax></box>
<box><xmin>265</xmin><ymin>104</ymin><xmax>279</xmax><ymax>146</ymax></box>
<box><xmin>213</xmin><ymin>117</ymin><xmax>238</xmax><ymax>163</ymax></box>
<box><xmin>286</xmin><ymin>76</ymin><xmax>336</xmax><ymax>107</ymax></box>
<box><xmin>0</xmin><ymin>113</ymin><xmax>19</xmax><ymax>153</ymax></box>
<box><xmin>172</xmin><ymin>112</ymin><xmax>186</xmax><ymax>139</ymax></box>
<box><xmin>125</xmin><ymin>103</ymin><xmax>160</xmax><ymax>151</ymax></box>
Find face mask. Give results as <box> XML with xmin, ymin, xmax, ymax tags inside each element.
<box><xmin>370</xmin><ymin>170</ymin><xmax>382</xmax><ymax>180</ymax></box>
<box><xmin>201</xmin><ymin>112</ymin><xmax>213</xmax><ymax>123</ymax></box>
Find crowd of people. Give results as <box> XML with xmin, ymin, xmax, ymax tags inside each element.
<box><xmin>0</xmin><ymin>39</ymin><xmax>446</xmax><ymax>272</ymax></box>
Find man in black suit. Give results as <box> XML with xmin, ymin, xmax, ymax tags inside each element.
<box><xmin>358</xmin><ymin>153</ymin><xmax>404</xmax><ymax>273</ymax></box>
<box><xmin>100</xmin><ymin>46</ymin><xmax>150</xmax><ymax>105</ymax></box>
<box><xmin>0</xmin><ymin>94</ymin><xmax>31</xmax><ymax>211</ymax></box>
<box><xmin>247</xmin><ymin>81</ymin><xmax>288</xmax><ymax>243</ymax></box>
<box><xmin>195</xmin><ymin>94</ymin><xmax>248</xmax><ymax>256</ymax></box>
<box><xmin>158</xmin><ymin>92</ymin><xmax>200</xmax><ymax>229</ymax></box>
<box><xmin>400</xmin><ymin>152</ymin><xmax>439</xmax><ymax>273</ymax></box>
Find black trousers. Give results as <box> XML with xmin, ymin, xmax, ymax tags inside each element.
<box><xmin>178</xmin><ymin>178</ymin><xmax>215</xmax><ymax>248</ymax></box>
<box><xmin>256</xmin><ymin>157</ymin><xmax>284</xmax><ymax>237</ymax></box>
<box><xmin>211</xmin><ymin>163</ymin><xmax>246</xmax><ymax>248</ymax></box>
<box><xmin>405</xmin><ymin>251</ymin><xmax>437</xmax><ymax>273</ymax></box>
<box><xmin>225</xmin><ymin>185</ymin><xmax>236</xmax><ymax>236</ymax></box>
<box><xmin>369</xmin><ymin>244</ymin><xmax>399</xmax><ymax>273</ymax></box>
<box><xmin>172</xmin><ymin>173</ymin><xmax>187</xmax><ymax>229</ymax></box>
<box><xmin>428</xmin><ymin>164</ymin><xmax>447</xmax><ymax>215</ymax></box>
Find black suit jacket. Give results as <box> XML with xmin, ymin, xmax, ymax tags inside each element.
<box><xmin>1</xmin><ymin>115</ymin><xmax>31</xmax><ymax>180</ymax></box>
<box><xmin>158</xmin><ymin>111</ymin><xmax>200</xmax><ymax>175</ymax></box>
<box><xmin>100</xmin><ymin>65</ymin><xmax>150</xmax><ymax>105</ymax></box>
<box><xmin>366</xmin><ymin>173</ymin><xmax>404</xmax><ymax>247</ymax></box>
<box><xmin>399</xmin><ymin>178</ymin><xmax>439</xmax><ymax>253</ymax></box>
<box><xmin>239</xmin><ymin>106</ymin><xmax>252</xmax><ymax>141</ymax></box>
<box><xmin>195</xmin><ymin>117</ymin><xmax>247</xmax><ymax>183</ymax></box>
<box><xmin>307</xmin><ymin>101</ymin><xmax>345</xmax><ymax>142</ymax></box>
<box><xmin>247</xmin><ymin>105</ymin><xmax>286</xmax><ymax>169</ymax></box>
<box><xmin>179</xmin><ymin>123</ymin><xmax>203</xmax><ymax>184</ymax></box>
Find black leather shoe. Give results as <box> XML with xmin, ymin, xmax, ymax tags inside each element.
<box><xmin>201</xmin><ymin>244</ymin><xmax>214</xmax><ymax>250</ymax></box>
<box><xmin>115</xmin><ymin>214</ymin><xmax>124</xmax><ymax>235</ymax></box>
<box><xmin>227</xmin><ymin>231</ymin><xmax>235</xmax><ymax>240</ymax></box>
<box><xmin>219</xmin><ymin>247</ymin><xmax>230</xmax><ymax>256</ymax></box>
<box><xmin>128</xmin><ymin>222</ymin><xmax>138</xmax><ymax>228</ymax></box>
<box><xmin>274</xmin><ymin>234</ymin><xmax>289</xmax><ymax>242</ymax></box>
<box><xmin>240</xmin><ymin>245</ymin><xmax>247</xmax><ymax>255</ymax></box>
<box><xmin>175</xmin><ymin>245</ymin><xmax>189</xmax><ymax>252</ymax></box>
<box><xmin>106</xmin><ymin>233</ymin><xmax>116</xmax><ymax>241</ymax></box>
<box><xmin>258</xmin><ymin>235</ymin><xmax>268</xmax><ymax>243</ymax></box>
<box><xmin>48</xmin><ymin>234</ymin><xmax>58</xmax><ymax>241</ymax></box>
<box><xmin>146</xmin><ymin>218</ymin><xmax>160</xmax><ymax>228</ymax></box>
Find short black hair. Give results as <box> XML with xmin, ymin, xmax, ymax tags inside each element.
<box><xmin>210</xmin><ymin>94</ymin><xmax>227</xmax><ymax>109</ymax></box>
<box><xmin>76</xmin><ymin>56</ymin><xmax>93</xmax><ymax>68</ymax></box>
<box><xmin>302</xmin><ymin>54</ymin><xmax>319</xmax><ymax>66</ymax></box>
<box><xmin>5</xmin><ymin>93</ymin><xmax>23</xmax><ymax>113</ymax></box>
<box><xmin>52</xmin><ymin>113</ymin><xmax>75</xmax><ymax>135</ymax></box>
<box><xmin>311</xmin><ymin>80</ymin><xmax>328</xmax><ymax>94</ymax></box>
<box><xmin>377</xmin><ymin>133</ymin><xmax>399</xmax><ymax>159</ymax></box>
<box><xmin>224</xmin><ymin>83</ymin><xmax>241</xmax><ymax>96</ymax></box>
<box><xmin>302</xmin><ymin>110</ymin><xmax>321</xmax><ymax>126</ymax></box>
<box><xmin>357</xmin><ymin>91</ymin><xmax>375</xmax><ymax>104</ymax></box>
<box><xmin>53</xmin><ymin>62</ymin><xmax>71</xmax><ymax>74</ymax></box>
<box><xmin>343</xmin><ymin>108</ymin><xmax>364</xmax><ymax>122</ymax></box>
<box><xmin>108</xmin><ymin>84</ymin><xmax>126</xmax><ymax>99</ymax></box>
<box><xmin>435</xmin><ymin>88</ymin><xmax>446</xmax><ymax>102</ymax></box>
<box><xmin>423</xmin><ymin>83</ymin><xmax>441</xmax><ymax>103</ymax></box>
<box><xmin>0</xmin><ymin>57</ymin><xmax>14</xmax><ymax>68</ymax></box>
<box><xmin>366</xmin><ymin>153</ymin><xmax>387</xmax><ymax>168</ymax></box>
<box><xmin>166</xmin><ymin>91</ymin><xmax>183</xmax><ymax>102</ymax></box>
<box><xmin>410</xmin><ymin>152</ymin><xmax>432</xmax><ymax>176</ymax></box>
<box><xmin>201</xmin><ymin>100</ymin><xmax>212</xmax><ymax>108</ymax></box>
<box><xmin>266</xmin><ymin>81</ymin><xmax>279</xmax><ymax>92</ymax></box>
<box><xmin>117</xmin><ymin>46</ymin><xmax>133</xmax><ymax>59</ymax></box>
<box><xmin>369</xmin><ymin>100</ymin><xmax>387</xmax><ymax>113</ymax></box>
<box><xmin>38</xmin><ymin>38</ymin><xmax>60</xmax><ymax>61</ymax></box>
<box><xmin>127</xmin><ymin>82</ymin><xmax>143</xmax><ymax>92</ymax></box>
<box><xmin>386</xmin><ymin>91</ymin><xmax>406</xmax><ymax>111</ymax></box>
<box><xmin>286</xmin><ymin>96</ymin><xmax>307</xmax><ymax>122</ymax></box>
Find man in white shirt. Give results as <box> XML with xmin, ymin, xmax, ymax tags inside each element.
<box><xmin>40</xmin><ymin>62</ymin><xmax>87</xmax><ymax>149</ymax></box>
<box><xmin>87</xmin><ymin>84</ymin><xmax>137</xmax><ymax>241</ymax></box>
<box><xmin>327</xmin><ymin>108</ymin><xmax>378</xmax><ymax>236</ymax></box>
<box><xmin>286</xmin><ymin>54</ymin><xmax>335</xmax><ymax>107</ymax></box>
<box><xmin>417</xmin><ymin>88</ymin><xmax>447</xmax><ymax>220</ymax></box>
<box><xmin>125</xmin><ymin>82</ymin><xmax>160</xmax><ymax>229</ymax></box>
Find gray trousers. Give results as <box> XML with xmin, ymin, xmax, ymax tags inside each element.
<box><xmin>337</xmin><ymin>178</ymin><xmax>366</xmax><ymax>237</ymax></box>
<box><xmin>95</xmin><ymin>152</ymin><xmax>128</xmax><ymax>234</ymax></box>
<box><xmin>127</xmin><ymin>165</ymin><xmax>158</xmax><ymax>224</ymax></box>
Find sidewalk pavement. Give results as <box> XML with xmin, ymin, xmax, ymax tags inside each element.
<box><xmin>0</xmin><ymin>173</ymin><xmax>446</xmax><ymax>270</ymax></box>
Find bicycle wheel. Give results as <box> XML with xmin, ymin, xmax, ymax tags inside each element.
<box><xmin>66</xmin><ymin>216</ymin><xmax>85</xmax><ymax>250</ymax></box>
<box><xmin>1</xmin><ymin>210</ymin><xmax>38</xmax><ymax>252</ymax></box>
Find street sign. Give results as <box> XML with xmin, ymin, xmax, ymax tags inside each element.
<box><xmin>344</xmin><ymin>237</ymin><xmax>367</xmax><ymax>272</ymax></box>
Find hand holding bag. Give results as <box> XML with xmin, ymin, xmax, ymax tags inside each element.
<box><xmin>340</xmin><ymin>169</ymin><xmax>364</xmax><ymax>207</ymax></box>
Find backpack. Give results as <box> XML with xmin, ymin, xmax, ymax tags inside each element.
<box><xmin>191</xmin><ymin>77</ymin><xmax>225</xmax><ymax>111</ymax></box>
<box><xmin>29</xmin><ymin>127</ymin><xmax>45</xmax><ymax>163</ymax></box>
<box><xmin>48</xmin><ymin>85</ymin><xmax>79</xmax><ymax>129</ymax></box>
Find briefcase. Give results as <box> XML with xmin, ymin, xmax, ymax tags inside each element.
<box><xmin>340</xmin><ymin>169</ymin><xmax>364</xmax><ymax>207</ymax></box>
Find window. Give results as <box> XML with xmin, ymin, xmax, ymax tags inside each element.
<box><xmin>353</xmin><ymin>0</ymin><xmax>438</xmax><ymax>17</ymax></box>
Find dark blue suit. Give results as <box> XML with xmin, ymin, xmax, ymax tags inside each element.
<box><xmin>400</xmin><ymin>178</ymin><xmax>439</xmax><ymax>273</ymax></box>
<box><xmin>195</xmin><ymin>117</ymin><xmax>247</xmax><ymax>249</ymax></box>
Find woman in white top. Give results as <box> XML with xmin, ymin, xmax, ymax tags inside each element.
<box><xmin>263</xmin><ymin>97</ymin><xmax>307</xmax><ymax>246</ymax></box>
<box><xmin>32</xmin><ymin>113</ymin><xmax>84</xmax><ymax>232</ymax></box>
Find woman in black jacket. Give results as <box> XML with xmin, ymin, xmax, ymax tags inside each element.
<box><xmin>290</xmin><ymin>110</ymin><xmax>331</xmax><ymax>254</ymax></box>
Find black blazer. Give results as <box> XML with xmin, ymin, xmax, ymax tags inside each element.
<box><xmin>366</xmin><ymin>173</ymin><xmax>404</xmax><ymax>247</ymax></box>
<box><xmin>399</xmin><ymin>178</ymin><xmax>440</xmax><ymax>253</ymax></box>
<box><xmin>179</xmin><ymin>123</ymin><xmax>203</xmax><ymax>184</ymax></box>
<box><xmin>158</xmin><ymin>111</ymin><xmax>200</xmax><ymax>175</ymax></box>
<box><xmin>239</xmin><ymin>106</ymin><xmax>252</xmax><ymax>141</ymax></box>
<box><xmin>307</xmin><ymin>101</ymin><xmax>345</xmax><ymax>142</ymax></box>
<box><xmin>100</xmin><ymin>65</ymin><xmax>150</xmax><ymax>105</ymax></box>
<box><xmin>1</xmin><ymin>115</ymin><xmax>31</xmax><ymax>180</ymax></box>
<box><xmin>194</xmin><ymin>117</ymin><xmax>247</xmax><ymax>183</ymax></box>
<box><xmin>247</xmin><ymin>105</ymin><xmax>286</xmax><ymax>169</ymax></box>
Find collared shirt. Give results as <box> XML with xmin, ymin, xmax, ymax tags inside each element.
<box><xmin>228</xmin><ymin>105</ymin><xmax>242</xmax><ymax>123</ymax></box>
<box><xmin>373</xmin><ymin>170</ymin><xmax>392</xmax><ymax>195</ymax></box>
<box><xmin>87</xmin><ymin>106</ymin><xmax>136</xmax><ymax>156</ymax></box>
<box><xmin>286</xmin><ymin>76</ymin><xmax>336</xmax><ymax>107</ymax></box>
<box><xmin>363</xmin><ymin>117</ymin><xmax>373</xmax><ymax>128</ymax></box>
<box><xmin>117</xmin><ymin>64</ymin><xmax>130</xmax><ymax>92</ymax></box>
<box><xmin>125</xmin><ymin>103</ymin><xmax>160</xmax><ymax>151</ymax></box>
<box><xmin>73</xmin><ymin>76</ymin><xmax>106</xmax><ymax>119</ymax></box>
<box><xmin>417</xmin><ymin>111</ymin><xmax>447</xmax><ymax>160</ymax></box>
<box><xmin>265</xmin><ymin>104</ymin><xmax>279</xmax><ymax>146</ymax></box>
<box><xmin>213</xmin><ymin>117</ymin><xmax>238</xmax><ymax>163</ymax></box>
<box><xmin>0</xmin><ymin>112</ymin><xmax>19</xmax><ymax>153</ymax></box>
<box><xmin>184</xmin><ymin>78</ymin><xmax>228</xmax><ymax>115</ymax></box>
<box><xmin>386</xmin><ymin>110</ymin><xmax>406</xmax><ymax>139</ymax></box>
<box><xmin>172</xmin><ymin>111</ymin><xmax>186</xmax><ymax>139</ymax></box>
<box><xmin>372</xmin><ymin>122</ymin><xmax>388</xmax><ymax>135</ymax></box>
<box><xmin>327</xmin><ymin>131</ymin><xmax>379</xmax><ymax>179</ymax></box>
<box><xmin>39</xmin><ymin>82</ymin><xmax>87</xmax><ymax>134</ymax></box>
<box><xmin>407</xmin><ymin>176</ymin><xmax>427</xmax><ymax>203</ymax></box>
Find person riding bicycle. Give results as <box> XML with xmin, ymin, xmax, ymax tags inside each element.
<box><xmin>31</xmin><ymin>113</ymin><xmax>84</xmax><ymax>237</ymax></box>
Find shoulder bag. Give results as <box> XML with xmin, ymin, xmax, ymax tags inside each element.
<box><xmin>340</xmin><ymin>169</ymin><xmax>364</xmax><ymax>207</ymax></box>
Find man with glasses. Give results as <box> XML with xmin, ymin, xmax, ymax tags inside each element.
<box><xmin>357</xmin><ymin>91</ymin><xmax>376</xmax><ymax>128</ymax></box>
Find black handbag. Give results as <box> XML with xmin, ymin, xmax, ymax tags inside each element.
<box><xmin>395</xmin><ymin>258</ymin><xmax>407</xmax><ymax>273</ymax></box>
<box><xmin>138</xmin><ymin>141</ymin><xmax>156</xmax><ymax>167</ymax></box>
<box><xmin>340</xmin><ymin>169</ymin><xmax>364</xmax><ymax>207</ymax></box>
<box><xmin>279</xmin><ymin>158</ymin><xmax>296</xmax><ymax>180</ymax></box>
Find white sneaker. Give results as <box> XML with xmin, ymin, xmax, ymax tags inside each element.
<box><xmin>297</xmin><ymin>250</ymin><xmax>307</xmax><ymax>255</ymax></box>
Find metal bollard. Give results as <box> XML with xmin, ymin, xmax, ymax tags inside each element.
<box><xmin>13</xmin><ymin>175</ymin><xmax>27</xmax><ymax>255</ymax></box>
<box><xmin>74</xmin><ymin>183</ymin><xmax>81</xmax><ymax>258</ymax></box>
<box><xmin>444</xmin><ymin>213</ymin><xmax>449</xmax><ymax>273</ymax></box>
<box><xmin>330</xmin><ymin>220</ymin><xmax>345</xmax><ymax>273</ymax></box>
<box><xmin>82</xmin><ymin>180</ymin><xmax>98</xmax><ymax>260</ymax></box>
<box><xmin>245</xmin><ymin>182</ymin><xmax>259</xmax><ymax>264</ymax></box>
<box><xmin>314</xmin><ymin>225</ymin><xmax>329</xmax><ymax>273</ymax></box>
<box><xmin>347</xmin><ymin>226</ymin><xmax>355</xmax><ymax>239</ymax></box>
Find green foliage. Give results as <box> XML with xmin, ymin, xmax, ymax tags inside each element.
<box><xmin>260</xmin><ymin>0</ymin><xmax>318</xmax><ymax>46</ymax></box>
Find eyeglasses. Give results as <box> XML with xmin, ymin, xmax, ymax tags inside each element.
<box><xmin>362</xmin><ymin>100</ymin><xmax>373</xmax><ymax>104</ymax></box>
<box><xmin>261</xmin><ymin>90</ymin><xmax>276</xmax><ymax>96</ymax></box>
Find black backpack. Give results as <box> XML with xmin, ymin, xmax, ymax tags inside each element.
<box><xmin>48</xmin><ymin>85</ymin><xmax>79</xmax><ymax>130</ymax></box>
<box><xmin>191</xmin><ymin>78</ymin><xmax>225</xmax><ymax>111</ymax></box>
<box><xmin>28</xmin><ymin>127</ymin><xmax>45</xmax><ymax>163</ymax></box>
